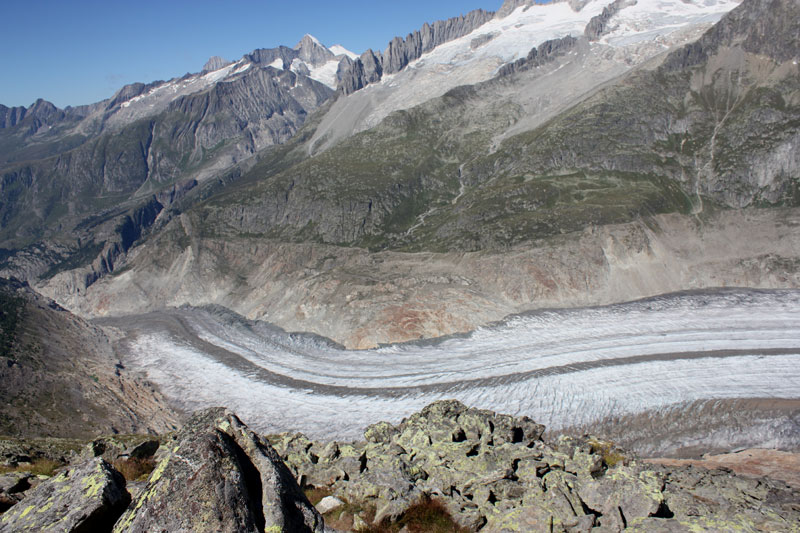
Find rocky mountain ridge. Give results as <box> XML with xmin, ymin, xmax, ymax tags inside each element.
<box><xmin>42</xmin><ymin>0</ymin><xmax>800</xmax><ymax>349</ymax></box>
<box><xmin>336</xmin><ymin>8</ymin><xmax>495</xmax><ymax>95</ymax></box>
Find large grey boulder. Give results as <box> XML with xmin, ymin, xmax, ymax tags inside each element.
<box><xmin>113</xmin><ymin>407</ymin><xmax>323</xmax><ymax>533</ymax></box>
<box><xmin>0</xmin><ymin>457</ymin><xmax>129</xmax><ymax>533</ymax></box>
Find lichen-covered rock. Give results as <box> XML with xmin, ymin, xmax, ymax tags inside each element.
<box><xmin>0</xmin><ymin>457</ymin><xmax>129</xmax><ymax>533</ymax></box>
<box><xmin>82</xmin><ymin>435</ymin><xmax>160</xmax><ymax>464</ymax></box>
<box><xmin>0</xmin><ymin>436</ymin><xmax>83</xmax><ymax>468</ymax></box>
<box><xmin>273</xmin><ymin>400</ymin><xmax>800</xmax><ymax>532</ymax></box>
<box><xmin>114</xmin><ymin>407</ymin><xmax>323</xmax><ymax>533</ymax></box>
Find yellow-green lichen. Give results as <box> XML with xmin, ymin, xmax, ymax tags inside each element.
<box><xmin>113</xmin><ymin>455</ymin><xmax>174</xmax><ymax>532</ymax></box>
<box><xmin>81</xmin><ymin>466</ymin><xmax>108</xmax><ymax>498</ymax></box>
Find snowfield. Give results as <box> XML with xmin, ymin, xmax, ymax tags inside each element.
<box><xmin>109</xmin><ymin>289</ymin><xmax>800</xmax><ymax>447</ymax></box>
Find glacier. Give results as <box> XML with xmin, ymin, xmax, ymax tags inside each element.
<box><xmin>104</xmin><ymin>289</ymin><xmax>800</xmax><ymax>451</ymax></box>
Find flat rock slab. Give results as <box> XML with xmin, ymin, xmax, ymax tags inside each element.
<box><xmin>0</xmin><ymin>457</ymin><xmax>129</xmax><ymax>533</ymax></box>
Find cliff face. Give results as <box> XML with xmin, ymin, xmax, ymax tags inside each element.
<box><xmin>336</xmin><ymin>8</ymin><xmax>495</xmax><ymax>95</ymax></box>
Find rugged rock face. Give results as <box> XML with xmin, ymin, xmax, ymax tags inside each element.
<box><xmin>0</xmin><ymin>99</ymin><xmax>67</xmax><ymax>136</ymax></box>
<box><xmin>0</xmin><ymin>457</ymin><xmax>130</xmax><ymax>533</ymax></box>
<box><xmin>270</xmin><ymin>400</ymin><xmax>800</xmax><ymax>532</ymax></box>
<box><xmin>202</xmin><ymin>55</ymin><xmax>232</xmax><ymax>72</ymax></box>
<box><xmin>294</xmin><ymin>34</ymin><xmax>335</xmax><ymax>66</ymax></box>
<box><xmin>496</xmin><ymin>35</ymin><xmax>580</xmax><ymax>77</ymax></box>
<box><xmin>337</xmin><ymin>8</ymin><xmax>494</xmax><ymax>95</ymax></box>
<box><xmin>115</xmin><ymin>407</ymin><xmax>323</xmax><ymax>533</ymax></box>
<box><xmin>583</xmin><ymin>0</ymin><xmax>633</xmax><ymax>41</ymax></box>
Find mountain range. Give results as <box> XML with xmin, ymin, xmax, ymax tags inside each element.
<box><xmin>0</xmin><ymin>0</ymin><xmax>798</xmax><ymax>348</ymax></box>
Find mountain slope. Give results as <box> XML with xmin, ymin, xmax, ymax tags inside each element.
<box><xmin>309</xmin><ymin>0</ymin><xmax>741</xmax><ymax>153</ymax></box>
<box><xmin>52</xmin><ymin>0</ymin><xmax>800</xmax><ymax>348</ymax></box>
<box><xmin>0</xmin><ymin>278</ymin><xmax>179</xmax><ymax>437</ymax></box>
<box><xmin>168</xmin><ymin>0</ymin><xmax>791</xmax><ymax>253</ymax></box>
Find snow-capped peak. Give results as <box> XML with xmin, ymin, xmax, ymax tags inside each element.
<box><xmin>295</xmin><ymin>33</ymin><xmax>323</xmax><ymax>49</ymax></box>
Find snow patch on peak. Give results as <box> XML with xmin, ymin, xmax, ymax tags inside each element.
<box><xmin>268</xmin><ymin>58</ymin><xmax>284</xmax><ymax>70</ymax></box>
<box><xmin>309</xmin><ymin>59</ymin><xmax>343</xmax><ymax>89</ymax></box>
<box><xmin>296</xmin><ymin>33</ymin><xmax>322</xmax><ymax>48</ymax></box>
<box><xmin>330</xmin><ymin>44</ymin><xmax>359</xmax><ymax>60</ymax></box>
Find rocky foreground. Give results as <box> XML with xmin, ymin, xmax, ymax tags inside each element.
<box><xmin>1</xmin><ymin>401</ymin><xmax>798</xmax><ymax>532</ymax></box>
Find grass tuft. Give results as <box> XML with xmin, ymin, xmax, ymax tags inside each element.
<box><xmin>304</xmin><ymin>486</ymin><xmax>333</xmax><ymax>506</ymax></box>
<box><xmin>358</xmin><ymin>495</ymin><xmax>469</xmax><ymax>533</ymax></box>
<box><xmin>113</xmin><ymin>456</ymin><xmax>157</xmax><ymax>482</ymax></box>
<box><xmin>0</xmin><ymin>458</ymin><xmax>63</xmax><ymax>477</ymax></box>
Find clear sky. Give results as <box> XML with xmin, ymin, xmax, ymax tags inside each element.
<box><xmin>0</xmin><ymin>0</ymin><xmax>504</xmax><ymax>109</ymax></box>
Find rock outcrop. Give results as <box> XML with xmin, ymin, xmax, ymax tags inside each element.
<box><xmin>497</xmin><ymin>35</ymin><xmax>580</xmax><ymax>77</ymax></box>
<box><xmin>584</xmin><ymin>0</ymin><xmax>633</xmax><ymax>41</ymax></box>
<box><xmin>337</xmin><ymin>8</ymin><xmax>494</xmax><ymax>95</ymax></box>
<box><xmin>114</xmin><ymin>407</ymin><xmax>323</xmax><ymax>533</ymax></box>
<box><xmin>0</xmin><ymin>458</ymin><xmax>129</xmax><ymax>533</ymax></box>
<box><xmin>202</xmin><ymin>56</ymin><xmax>232</xmax><ymax>72</ymax></box>
<box><xmin>270</xmin><ymin>400</ymin><xmax>800</xmax><ymax>532</ymax></box>
<box><xmin>0</xmin><ymin>402</ymin><xmax>797</xmax><ymax>531</ymax></box>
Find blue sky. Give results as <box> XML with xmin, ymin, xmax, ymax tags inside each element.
<box><xmin>1</xmin><ymin>0</ymin><xmax>503</xmax><ymax>108</ymax></box>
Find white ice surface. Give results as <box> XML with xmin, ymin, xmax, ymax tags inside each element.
<box><xmin>119</xmin><ymin>290</ymin><xmax>800</xmax><ymax>440</ymax></box>
<box><xmin>307</xmin><ymin>60</ymin><xmax>343</xmax><ymax>89</ymax></box>
<box><xmin>600</xmin><ymin>0</ymin><xmax>741</xmax><ymax>47</ymax></box>
<box><xmin>330</xmin><ymin>45</ymin><xmax>359</xmax><ymax>60</ymax></box>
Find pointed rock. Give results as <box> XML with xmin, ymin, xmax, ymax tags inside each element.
<box><xmin>203</xmin><ymin>56</ymin><xmax>232</xmax><ymax>72</ymax></box>
<box><xmin>113</xmin><ymin>408</ymin><xmax>324</xmax><ymax>533</ymax></box>
<box><xmin>294</xmin><ymin>34</ymin><xmax>334</xmax><ymax>66</ymax></box>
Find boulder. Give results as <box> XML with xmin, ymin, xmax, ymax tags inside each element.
<box><xmin>315</xmin><ymin>495</ymin><xmax>344</xmax><ymax>514</ymax></box>
<box><xmin>0</xmin><ymin>458</ymin><xmax>129</xmax><ymax>533</ymax></box>
<box><xmin>113</xmin><ymin>407</ymin><xmax>323</xmax><ymax>533</ymax></box>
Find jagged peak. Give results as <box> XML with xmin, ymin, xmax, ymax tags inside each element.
<box><xmin>294</xmin><ymin>33</ymin><xmax>323</xmax><ymax>50</ymax></box>
<box><xmin>202</xmin><ymin>56</ymin><xmax>232</xmax><ymax>72</ymax></box>
<box><xmin>294</xmin><ymin>34</ymin><xmax>334</xmax><ymax>67</ymax></box>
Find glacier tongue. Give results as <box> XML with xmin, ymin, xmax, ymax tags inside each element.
<box><xmin>110</xmin><ymin>289</ymin><xmax>800</xmax><ymax>446</ymax></box>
